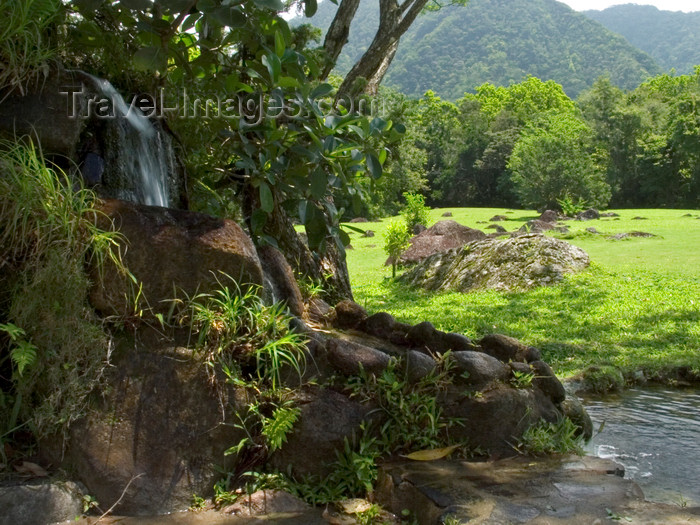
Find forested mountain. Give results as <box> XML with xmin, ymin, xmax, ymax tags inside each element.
<box><xmin>298</xmin><ymin>0</ymin><xmax>662</xmax><ymax>99</ymax></box>
<box><xmin>585</xmin><ymin>4</ymin><xmax>700</xmax><ymax>75</ymax></box>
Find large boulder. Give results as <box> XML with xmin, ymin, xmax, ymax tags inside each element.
<box><xmin>90</xmin><ymin>199</ymin><xmax>263</xmax><ymax>315</ymax></box>
<box><xmin>43</xmin><ymin>342</ymin><xmax>249</xmax><ymax>515</ymax></box>
<box><xmin>400</xmin><ymin>234</ymin><xmax>589</xmax><ymax>293</ymax></box>
<box><xmin>257</xmin><ymin>245</ymin><xmax>304</xmax><ymax>317</ymax></box>
<box><xmin>396</xmin><ymin>220</ymin><xmax>486</xmax><ymax>265</ymax></box>
<box><xmin>0</xmin><ymin>481</ymin><xmax>84</xmax><ymax>525</ymax></box>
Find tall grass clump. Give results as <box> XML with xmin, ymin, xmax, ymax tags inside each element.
<box><xmin>178</xmin><ymin>278</ymin><xmax>308</xmax><ymax>391</ymax></box>
<box><xmin>0</xmin><ymin>139</ymin><xmax>120</xmax><ymax>442</ymax></box>
<box><xmin>0</xmin><ymin>0</ymin><xmax>63</xmax><ymax>100</ymax></box>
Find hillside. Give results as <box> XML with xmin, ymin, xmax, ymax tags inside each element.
<box><xmin>585</xmin><ymin>4</ymin><xmax>700</xmax><ymax>75</ymax></box>
<box><xmin>298</xmin><ymin>0</ymin><xmax>662</xmax><ymax>99</ymax></box>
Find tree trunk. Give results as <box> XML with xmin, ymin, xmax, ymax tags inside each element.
<box><xmin>242</xmin><ymin>186</ymin><xmax>353</xmax><ymax>304</ymax></box>
<box><xmin>336</xmin><ymin>0</ymin><xmax>430</xmax><ymax>98</ymax></box>
<box><xmin>322</xmin><ymin>0</ymin><xmax>362</xmax><ymax>80</ymax></box>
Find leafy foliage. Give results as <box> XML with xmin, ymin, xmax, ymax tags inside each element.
<box><xmin>383</xmin><ymin>220</ymin><xmax>411</xmax><ymax>278</ymax></box>
<box><xmin>0</xmin><ymin>140</ymin><xmax>120</xmax><ymax>438</ymax></box>
<box><xmin>401</xmin><ymin>192</ymin><xmax>430</xmax><ymax>231</ymax></box>
<box><xmin>517</xmin><ymin>417</ymin><xmax>584</xmax><ymax>456</ymax></box>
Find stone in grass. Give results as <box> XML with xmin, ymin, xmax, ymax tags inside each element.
<box><xmin>451</xmin><ymin>351</ymin><xmax>510</xmax><ymax>386</ymax></box>
<box><xmin>441</xmin><ymin>332</ymin><xmax>478</xmax><ymax>352</ymax></box>
<box><xmin>326</xmin><ymin>338</ymin><xmax>391</xmax><ymax>375</ymax></box>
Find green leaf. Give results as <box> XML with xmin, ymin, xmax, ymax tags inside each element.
<box><xmin>304</xmin><ymin>0</ymin><xmax>317</xmax><ymax>17</ymax></box>
<box><xmin>181</xmin><ymin>12</ymin><xmax>200</xmax><ymax>30</ymax></box>
<box><xmin>310</xmin><ymin>169</ymin><xmax>327</xmax><ymax>199</ymax></box>
<box><xmin>159</xmin><ymin>0</ymin><xmax>192</xmax><ymax>10</ymax></box>
<box><xmin>210</xmin><ymin>6</ymin><xmax>246</xmax><ymax>27</ymax></box>
<box><xmin>262</xmin><ymin>53</ymin><xmax>281</xmax><ymax>84</ymax></box>
<box><xmin>120</xmin><ymin>0</ymin><xmax>152</xmax><ymax>9</ymax></box>
<box><xmin>277</xmin><ymin>76</ymin><xmax>300</xmax><ymax>88</ymax></box>
<box><xmin>253</xmin><ymin>0</ymin><xmax>284</xmax><ymax>10</ymax></box>
<box><xmin>251</xmin><ymin>209</ymin><xmax>268</xmax><ymax>234</ymax></box>
<box><xmin>338</xmin><ymin>228</ymin><xmax>351</xmax><ymax>247</ymax></box>
<box><xmin>311</xmin><ymin>83</ymin><xmax>334</xmax><ymax>99</ymax></box>
<box><xmin>366</xmin><ymin>154</ymin><xmax>382</xmax><ymax>179</ymax></box>
<box><xmin>274</xmin><ymin>30</ymin><xmax>285</xmax><ymax>57</ymax></box>
<box><xmin>73</xmin><ymin>0</ymin><xmax>105</xmax><ymax>12</ymax></box>
<box><xmin>259</xmin><ymin>182</ymin><xmax>274</xmax><ymax>213</ymax></box>
<box><xmin>133</xmin><ymin>46</ymin><xmax>168</xmax><ymax>72</ymax></box>
<box><xmin>196</xmin><ymin>0</ymin><xmax>216</xmax><ymax>12</ymax></box>
<box><xmin>298</xmin><ymin>200</ymin><xmax>310</xmax><ymax>224</ymax></box>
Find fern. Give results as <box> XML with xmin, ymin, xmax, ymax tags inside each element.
<box><xmin>261</xmin><ymin>406</ymin><xmax>300</xmax><ymax>452</ymax></box>
<box><xmin>1</xmin><ymin>324</ymin><xmax>38</xmax><ymax>376</ymax></box>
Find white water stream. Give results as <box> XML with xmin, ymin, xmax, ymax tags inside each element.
<box><xmin>88</xmin><ymin>75</ymin><xmax>171</xmax><ymax>207</ymax></box>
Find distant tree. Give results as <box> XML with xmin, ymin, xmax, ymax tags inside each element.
<box><xmin>508</xmin><ymin>112</ymin><xmax>611</xmax><ymax>210</ymax></box>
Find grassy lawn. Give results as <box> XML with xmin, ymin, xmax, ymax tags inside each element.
<box><xmin>344</xmin><ymin>208</ymin><xmax>700</xmax><ymax>380</ymax></box>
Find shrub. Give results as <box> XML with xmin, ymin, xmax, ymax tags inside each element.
<box><xmin>401</xmin><ymin>192</ymin><xmax>430</xmax><ymax>232</ymax></box>
<box><xmin>383</xmin><ymin>220</ymin><xmax>411</xmax><ymax>277</ymax></box>
<box><xmin>0</xmin><ymin>139</ymin><xmax>120</xmax><ymax>439</ymax></box>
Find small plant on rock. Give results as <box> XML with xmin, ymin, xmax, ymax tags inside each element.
<box><xmin>517</xmin><ymin>417</ymin><xmax>584</xmax><ymax>456</ymax></box>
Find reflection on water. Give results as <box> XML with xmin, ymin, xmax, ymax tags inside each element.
<box><xmin>583</xmin><ymin>386</ymin><xmax>700</xmax><ymax>506</ymax></box>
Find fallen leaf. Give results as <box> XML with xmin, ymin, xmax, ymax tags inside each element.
<box><xmin>13</xmin><ymin>461</ymin><xmax>48</xmax><ymax>477</ymax></box>
<box><xmin>402</xmin><ymin>444</ymin><xmax>461</xmax><ymax>461</ymax></box>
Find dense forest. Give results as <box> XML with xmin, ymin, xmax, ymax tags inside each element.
<box><xmin>586</xmin><ymin>4</ymin><xmax>700</xmax><ymax>76</ymax></box>
<box><xmin>299</xmin><ymin>0</ymin><xmax>662</xmax><ymax>99</ymax></box>
<box><xmin>359</xmin><ymin>69</ymin><xmax>700</xmax><ymax>217</ymax></box>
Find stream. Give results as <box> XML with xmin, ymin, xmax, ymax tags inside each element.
<box><xmin>583</xmin><ymin>386</ymin><xmax>700</xmax><ymax>507</ymax></box>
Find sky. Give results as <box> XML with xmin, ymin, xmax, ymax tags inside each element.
<box><xmin>559</xmin><ymin>0</ymin><xmax>699</xmax><ymax>12</ymax></box>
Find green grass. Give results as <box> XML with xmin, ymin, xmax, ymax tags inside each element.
<box><xmin>344</xmin><ymin>208</ymin><xmax>700</xmax><ymax>380</ymax></box>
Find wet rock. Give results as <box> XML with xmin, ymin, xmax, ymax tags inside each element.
<box><xmin>90</xmin><ymin>199</ymin><xmax>263</xmax><ymax>316</ymax></box>
<box><xmin>531</xmin><ymin>360</ymin><xmax>566</xmax><ymax>404</ymax></box>
<box><xmin>445</xmin><ymin>386</ymin><xmax>560</xmax><ymax>454</ymax></box>
<box><xmin>451</xmin><ymin>351</ymin><xmax>510</xmax><ymax>386</ymax></box>
<box><xmin>333</xmin><ymin>300</ymin><xmax>368</xmax><ymax>330</ymax></box>
<box><xmin>0</xmin><ymin>481</ymin><xmax>84</xmax><ymax>525</ymax></box>
<box><xmin>560</xmin><ymin>397</ymin><xmax>593</xmax><ymax>440</ymax></box>
<box><xmin>326</xmin><ymin>338</ymin><xmax>391</xmax><ymax>375</ymax></box>
<box><xmin>396</xmin><ymin>220</ymin><xmax>486</xmax><ymax>265</ymax></box>
<box><xmin>401</xmin><ymin>234</ymin><xmax>589</xmax><ymax>293</ymax></box>
<box><xmin>258</xmin><ymin>245</ymin><xmax>304</xmax><ymax>317</ymax></box>
<box><xmin>362</xmin><ymin>312</ymin><xmax>396</xmax><ymax>340</ymax></box>
<box><xmin>222</xmin><ymin>489</ymin><xmax>310</xmax><ymax>516</ymax></box>
<box><xmin>405</xmin><ymin>350</ymin><xmax>437</xmax><ymax>383</ymax></box>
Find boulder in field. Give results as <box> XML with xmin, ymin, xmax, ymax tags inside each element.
<box><xmin>396</xmin><ymin>220</ymin><xmax>486</xmax><ymax>265</ymax></box>
<box><xmin>400</xmin><ymin>234</ymin><xmax>589</xmax><ymax>293</ymax></box>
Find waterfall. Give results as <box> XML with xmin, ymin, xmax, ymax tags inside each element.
<box><xmin>87</xmin><ymin>75</ymin><xmax>171</xmax><ymax>208</ymax></box>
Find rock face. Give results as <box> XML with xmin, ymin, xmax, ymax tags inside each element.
<box><xmin>397</xmin><ymin>220</ymin><xmax>486</xmax><ymax>265</ymax></box>
<box><xmin>0</xmin><ymin>70</ymin><xmax>87</xmax><ymax>159</ymax></box>
<box><xmin>401</xmin><ymin>233</ymin><xmax>589</xmax><ymax>293</ymax></box>
<box><xmin>45</xmin><ymin>343</ymin><xmax>249</xmax><ymax>515</ymax></box>
<box><xmin>90</xmin><ymin>199</ymin><xmax>263</xmax><ymax>315</ymax></box>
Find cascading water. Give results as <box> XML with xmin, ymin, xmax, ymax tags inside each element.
<box><xmin>87</xmin><ymin>75</ymin><xmax>172</xmax><ymax>208</ymax></box>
